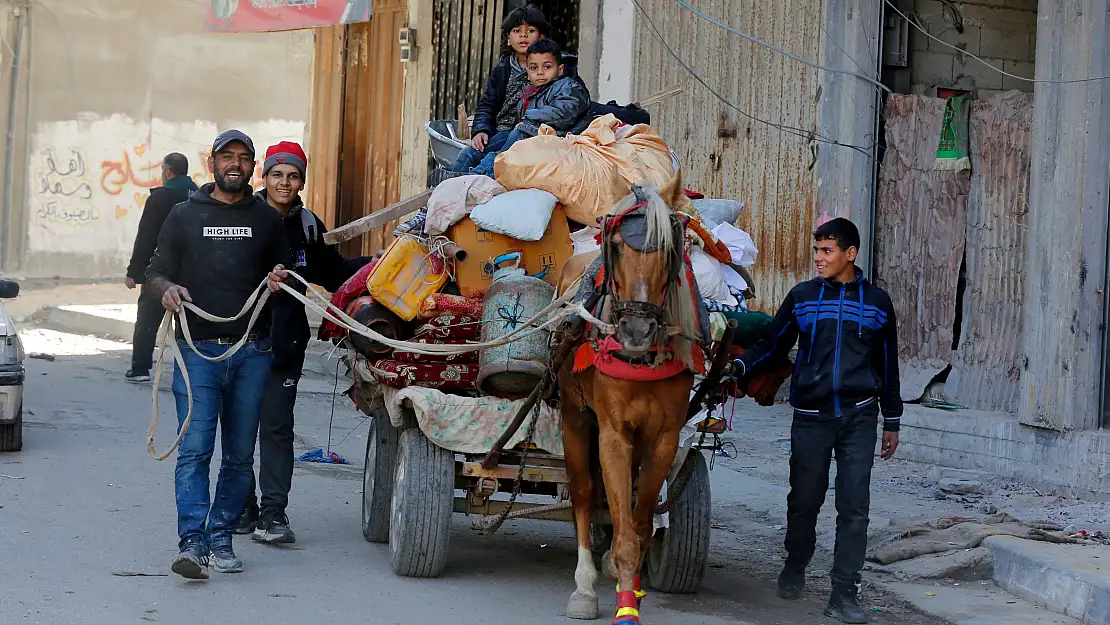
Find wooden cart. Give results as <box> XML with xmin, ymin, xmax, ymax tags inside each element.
<box><xmin>327</xmin><ymin>190</ymin><xmax>723</xmax><ymax>592</ymax></box>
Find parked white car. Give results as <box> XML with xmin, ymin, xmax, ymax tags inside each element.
<box><xmin>0</xmin><ymin>279</ymin><xmax>24</xmax><ymax>451</ymax></box>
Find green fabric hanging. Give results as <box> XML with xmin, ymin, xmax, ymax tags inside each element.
<box><xmin>935</xmin><ymin>93</ymin><xmax>972</xmax><ymax>172</ymax></box>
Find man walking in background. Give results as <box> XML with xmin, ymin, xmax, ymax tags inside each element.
<box><xmin>146</xmin><ymin>130</ymin><xmax>290</xmax><ymax>580</ymax></box>
<box><xmin>235</xmin><ymin>141</ymin><xmax>372</xmax><ymax>544</ymax></box>
<box><xmin>123</xmin><ymin>152</ymin><xmax>198</xmax><ymax>383</ymax></box>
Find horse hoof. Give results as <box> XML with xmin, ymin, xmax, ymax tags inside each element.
<box><xmin>567</xmin><ymin>592</ymin><xmax>599</xmax><ymax>620</ymax></box>
<box><xmin>601</xmin><ymin>550</ymin><xmax>617</xmax><ymax>580</ymax></box>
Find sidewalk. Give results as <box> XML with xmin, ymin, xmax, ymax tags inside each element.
<box><xmin>11</xmin><ymin>281</ymin><xmax>338</xmax><ymax>380</ymax></box>
<box><xmin>709</xmin><ymin>402</ymin><xmax>1107</xmax><ymax>625</ymax></box>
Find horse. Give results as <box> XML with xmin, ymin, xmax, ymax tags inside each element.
<box><xmin>556</xmin><ymin>174</ymin><xmax>704</xmax><ymax>624</ymax></box>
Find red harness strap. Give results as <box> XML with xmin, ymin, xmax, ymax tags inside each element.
<box><xmin>573</xmin><ymin>337</ymin><xmax>705</xmax><ymax>380</ymax></box>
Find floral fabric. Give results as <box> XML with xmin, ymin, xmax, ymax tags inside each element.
<box><xmin>382</xmin><ymin>386</ymin><xmax>564</xmax><ymax>456</ymax></box>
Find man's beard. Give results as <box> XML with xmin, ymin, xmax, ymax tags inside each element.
<box><xmin>214</xmin><ymin>168</ymin><xmax>248</xmax><ymax>193</ymax></box>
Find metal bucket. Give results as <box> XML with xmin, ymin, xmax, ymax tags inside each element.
<box><xmin>477</xmin><ymin>254</ymin><xmax>555</xmax><ymax>398</ymax></box>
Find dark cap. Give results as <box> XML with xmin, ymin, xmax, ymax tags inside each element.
<box><xmin>211</xmin><ymin>129</ymin><xmax>255</xmax><ymax>155</ymax></box>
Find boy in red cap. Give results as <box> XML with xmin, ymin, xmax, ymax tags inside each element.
<box><xmin>236</xmin><ymin>141</ymin><xmax>373</xmax><ymax>544</ymax></box>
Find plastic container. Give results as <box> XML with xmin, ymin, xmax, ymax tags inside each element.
<box><xmin>425</xmin><ymin>120</ymin><xmax>469</xmax><ymax>169</ymax></box>
<box><xmin>366</xmin><ymin>235</ymin><xmax>449</xmax><ymax>322</ymax></box>
<box><xmin>477</xmin><ymin>253</ymin><xmax>555</xmax><ymax>398</ymax></box>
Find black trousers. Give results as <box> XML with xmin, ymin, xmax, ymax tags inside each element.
<box><xmin>244</xmin><ymin>352</ymin><xmax>305</xmax><ymax>517</ymax></box>
<box><xmin>783</xmin><ymin>405</ymin><xmax>878</xmax><ymax>594</ymax></box>
<box><xmin>130</xmin><ymin>289</ymin><xmax>165</xmax><ymax>374</ymax></box>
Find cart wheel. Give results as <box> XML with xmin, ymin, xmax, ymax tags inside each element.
<box><xmin>0</xmin><ymin>406</ymin><xmax>23</xmax><ymax>452</ymax></box>
<box><xmin>646</xmin><ymin>450</ymin><xmax>711</xmax><ymax>594</ymax></box>
<box><xmin>362</xmin><ymin>409</ymin><xmax>400</xmax><ymax>543</ymax></box>
<box><xmin>388</xmin><ymin>427</ymin><xmax>455</xmax><ymax>578</ymax></box>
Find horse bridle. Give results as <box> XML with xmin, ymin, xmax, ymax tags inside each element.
<box><xmin>599</xmin><ymin>185</ymin><xmax>687</xmax><ymax>342</ymax></box>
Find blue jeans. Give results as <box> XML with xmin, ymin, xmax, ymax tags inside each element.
<box><xmin>451</xmin><ymin>130</ymin><xmax>511</xmax><ymax>173</ymax></box>
<box><xmin>172</xmin><ymin>338</ymin><xmax>273</xmax><ymax>551</ymax></box>
<box><xmin>471</xmin><ymin>129</ymin><xmax>529</xmax><ymax>177</ymax></box>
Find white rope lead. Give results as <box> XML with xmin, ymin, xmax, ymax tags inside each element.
<box><xmin>146</xmin><ymin>270</ymin><xmax>610</xmax><ymax>460</ymax></box>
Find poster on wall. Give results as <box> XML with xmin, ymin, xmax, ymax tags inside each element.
<box><xmin>205</xmin><ymin>0</ymin><xmax>372</xmax><ymax>33</ymax></box>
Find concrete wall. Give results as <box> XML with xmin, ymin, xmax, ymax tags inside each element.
<box><xmin>909</xmin><ymin>0</ymin><xmax>1037</xmax><ymax>96</ymax></box>
<box><xmin>817</xmin><ymin>0</ymin><xmax>883</xmax><ymax>276</ymax></box>
<box><xmin>900</xmin><ymin>407</ymin><xmax>1110</xmax><ymax>501</ymax></box>
<box><xmin>595</xmin><ymin>0</ymin><xmax>634</xmax><ymax>104</ymax></box>
<box><xmin>12</xmin><ymin>0</ymin><xmax>313</xmax><ymax>279</ymax></box>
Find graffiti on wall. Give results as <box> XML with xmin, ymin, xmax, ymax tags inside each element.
<box><xmin>27</xmin><ymin>116</ymin><xmax>305</xmax><ymax>262</ymax></box>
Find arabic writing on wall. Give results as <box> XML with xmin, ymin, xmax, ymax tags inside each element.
<box><xmin>33</xmin><ymin>144</ymin><xmax>209</xmax><ymax>229</ymax></box>
<box><xmin>26</xmin><ymin>117</ymin><xmax>306</xmax><ymax>262</ymax></box>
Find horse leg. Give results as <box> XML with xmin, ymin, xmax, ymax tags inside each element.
<box><xmin>597</xmin><ymin>423</ymin><xmax>641</xmax><ymax>625</ymax></box>
<box><xmin>632</xmin><ymin>423</ymin><xmax>684</xmax><ymax>610</ymax></box>
<box><xmin>563</xmin><ymin>401</ymin><xmax>600</xmax><ymax>620</ymax></box>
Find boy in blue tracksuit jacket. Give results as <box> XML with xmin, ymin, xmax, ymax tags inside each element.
<box><xmin>732</xmin><ymin>218</ymin><xmax>902</xmax><ymax>624</ymax></box>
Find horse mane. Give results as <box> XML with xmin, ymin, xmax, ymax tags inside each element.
<box><xmin>609</xmin><ymin>185</ymin><xmax>702</xmax><ymax>368</ymax></box>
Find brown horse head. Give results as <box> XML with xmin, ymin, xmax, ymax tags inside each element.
<box><xmin>601</xmin><ymin>173</ymin><xmax>695</xmax><ymax>356</ymax></box>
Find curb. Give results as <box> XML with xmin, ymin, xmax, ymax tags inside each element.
<box><xmin>33</xmin><ymin>306</ymin><xmax>340</xmax><ymax>372</ymax></box>
<box><xmin>35</xmin><ymin>306</ymin><xmax>134</xmax><ymax>342</ymax></box>
<box><xmin>985</xmin><ymin>535</ymin><xmax>1110</xmax><ymax>625</ymax></box>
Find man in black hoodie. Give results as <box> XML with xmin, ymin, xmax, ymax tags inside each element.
<box><xmin>234</xmin><ymin>141</ymin><xmax>371</xmax><ymax>545</ymax></box>
<box><xmin>123</xmin><ymin>153</ymin><xmax>198</xmax><ymax>383</ymax></box>
<box><xmin>732</xmin><ymin>218</ymin><xmax>902</xmax><ymax>624</ymax></box>
<box><xmin>146</xmin><ymin>130</ymin><xmax>290</xmax><ymax>580</ymax></box>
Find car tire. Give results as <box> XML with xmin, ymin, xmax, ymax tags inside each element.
<box><xmin>0</xmin><ymin>405</ymin><xmax>23</xmax><ymax>452</ymax></box>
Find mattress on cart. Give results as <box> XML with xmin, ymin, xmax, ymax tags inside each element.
<box><xmin>382</xmin><ymin>386</ymin><xmax>564</xmax><ymax>456</ymax></box>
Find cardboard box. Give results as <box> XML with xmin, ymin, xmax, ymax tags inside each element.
<box><xmin>447</xmin><ymin>206</ymin><xmax>574</xmax><ymax>299</ymax></box>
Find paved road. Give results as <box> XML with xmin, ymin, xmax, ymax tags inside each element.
<box><xmin>0</xmin><ymin>329</ymin><xmax>931</xmax><ymax>625</ymax></box>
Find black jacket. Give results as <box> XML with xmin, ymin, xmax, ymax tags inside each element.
<box><xmin>735</xmin><ymin>268</ymin><xmax>903</xmax><ymax>431</ymax></box>
<box><xmin>257</xmin><ymin>190</ymin><xmax>372</xmax><ymax>369</ymax></box>
<box><xmin>125</xmin><ymin>175</ymin><xmax>199</xmax><ymax>283</ymax></box>
<box><xmin>472</xmin><ymin>53</ymin><xmax>585</xmax><ymax>137</ymax></box>
<box><xmin>146</xmin><ymin>184</ymin><xmax>290</xmax><ymax>341</ymax></box>
<box><xmin>516</xmin><ymin>75</ymin><xmax>593</xmax><ymax>136</ymax></box>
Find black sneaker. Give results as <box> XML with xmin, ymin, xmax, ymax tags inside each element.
<box><xmin>234</xmin><ymin>504</ymin><xmax>259</xmax><ymax>535</ymax></box>
<box><xmin>824</xmin><ymin>591</ymin><xmax>868</xmax><ymax>624</ymax></box>
<box><xmin>777</xmin><ymin>565</ymin><xmax>806</xmax><ymax>600</ymax></box>
<box><xmin>210</xmin><ymin>544</ymin><xmax>244</xmax><ymax>574</ymax></box>
<box><xmin>171</xmin><ymin>539</ymin><xmax>210</xmax><ymax>580</ymax></box>
<box><xmin>125</xmin><ymin>369</ymin><xmax>152</xmax><ymax>383</ymax></box>
<box><xmin>253</xmin><ymin>511</ymin><xmax>296</xmax><ymax>545</ymax></box>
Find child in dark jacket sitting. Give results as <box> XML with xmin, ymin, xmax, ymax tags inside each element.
<box><xmin>470</xmin><ymin>39</ymin><xmax>591</xmax><ymax>177</ymax></box>
<box><xmin>451</xmin><ymin>6</ymin><xmax>550</xmax><ymax>173</ymax></box>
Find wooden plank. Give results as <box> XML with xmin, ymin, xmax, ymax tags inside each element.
<box><xmin>306</xmin><ymin>26</ymin><xmax>347</xmax><ymax>229</ymax></box>
<box><xmin>946</xmin><ymin>92</ymin><xmax>1032</xmax><ymax>413</ymax></box>
<box><xmin>872</xmin><ymin>95</ymin><xmax>969</xmax><ymax>402</ymax></box>
<box><xmin>323</xmin><ymin>189</ymin><xmax>432</xmax><ymax>245</ymax></box>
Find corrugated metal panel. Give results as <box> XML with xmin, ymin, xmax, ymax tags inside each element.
<box><xmin>946</xmin><ymin>92</ymin><xmax>1032</xmax><ymax>413</ymax></box>
<box><xmin>529</xmin><ymin>0</ymin><xmax>580</xmax><ymax>52</ymax></box>
<box><xmin>630</xmin><ymin>0</ymin><xmax>821</xmax><ymax>312</ymax></box>
<box><xmin>430</xmin><ymin>0</ymin><xmax>504</xmax><ymax>122</ymax></box>
<box><xmin>306</xmin><ymin>25</ymin><xmax>347</xmax><ymax>230</ymax></box>
<box><xmin>872</xmin><ymin>95</ymin><xmax>969</xmax><ymax>401</ymax></box>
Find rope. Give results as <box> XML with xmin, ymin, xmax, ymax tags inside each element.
<box><xmin>147</xmin><ymin>269</ymin><xmax>612</xmax><ymax>460</ymax></box>
<box><xmin>473</xmin><ymin>396</ymin><xmax>543</xmax><ymax>534</ymax></box>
